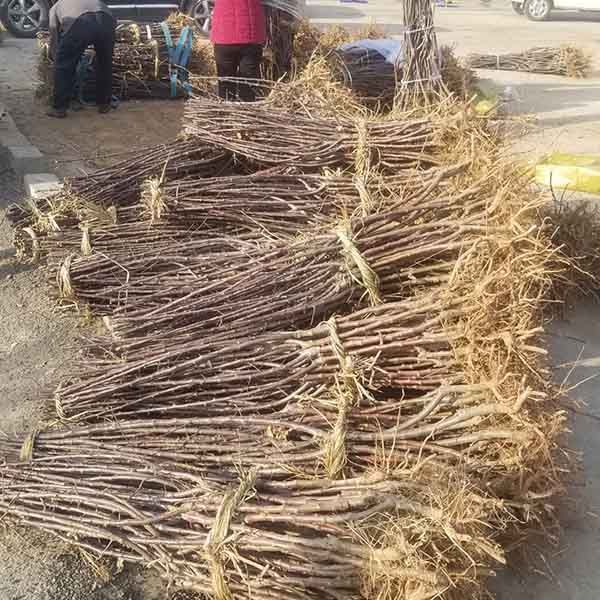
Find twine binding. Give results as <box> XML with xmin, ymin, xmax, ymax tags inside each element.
<box><xmin>143</xmin><ymin>161</ymin><xmax>169</xmax><ymax>223</ymax></box>
<box><xmin>323</xmin><ymin>316</ymin><xmax>356</xmax><ymax>478</ymax></box>
<box><xmin>21</xmin><ymin>227</ymin><xmax>40</xmax><ymax>263</ymax></box>
<box><xmin>204</xmin><ymin>469</ymin><xmax>256</xmax><ymax>600</ymax></box>
<box><xmin>151</xmin><ymin>39</ymin><xmax>160</xmax><ymax>79</ymax></box>
<box><xmin>336</xmin><ymin>224</ymin><xmax>382</xmax><ymax>306</ymax></box>
<box><xmin>19</xmin><ymin>428</ymin><xmax>38</xmax><ymax>463</ymax></box>
<box><xmin>81</xmin><ymin>225</ymin><xmax>92</xmax><ymax>256</ymax></box>
<box><xmin>55</xmin><ymin>393</ymin><xmax>66</xmax><ymax>420</ymax></box>
<box><xmin>353</xmin><ymin>174</ymin><xmax>375</xmax><ymax>218</ymax></box>
<box><xmin>131</xmin><ymin>23</ymin><xmax>141</xmax><ymax>43</ymax></box>
<box><xmin>57</xmin><ymin>255</ymin><xmax>75</xmax><ymax>299</ymax></box>
<box><xmin>354</xmin><ymin>119</ymin><xmax>371</xmax><ymax>179</ymax></box>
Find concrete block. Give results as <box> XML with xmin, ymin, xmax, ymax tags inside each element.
<box><xmin>0</xmin><ymin>127</ymin><xmax>31</xmax><ymax>148</ymax></box>
<box><xmin>23</xmin><ymin>173</ymin><xmax>63</xmax><ymax>200</ymax></box>
<box><xmin>6</xmin><ymin>144</ymin><xmax>48</xmax><ymax>176</ymax></box>
<box><xmin>0</xmin><ymin>107</ymin><xmax>19</xmax><ymax>133</ymax></box>
<box><xmin>0</xmin><ymin>104</ymin><xmax>49</xmax><ymax>178</ymax></box>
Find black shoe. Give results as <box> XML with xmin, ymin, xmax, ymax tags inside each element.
<box><xmin>70</xmin><ymin>100</ymin><xmax>84</xmax><ymax>112</ymax></box>
<box><xmin>47</xmin><ymin>108</ymin><xmax>67</xmax><ymax>118</ymax></box>
<box><xmin>98</xmin><ymin>104</ymin><xmax>111</xmax><ymax>114</ymax></box>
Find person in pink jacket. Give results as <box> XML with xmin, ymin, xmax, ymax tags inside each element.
<box><xmin>210</xmin><ymin>0</ymin><xmax>267</xmax><ymax>101</ymax></box>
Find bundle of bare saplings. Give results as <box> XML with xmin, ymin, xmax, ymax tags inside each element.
<box><xmin>466</xmin><ymin>45</ymin><xmax>591</xmax><ymax>78</ymax></box>
<box><xmin>37</xmin><ymin>19</ymin><xmax>210</xmax><ymax>101</ymax></box>
<box><xmin>2</xmin><ymin>3</ymin><xmax>569</xmax><ymax>598</ymax></box>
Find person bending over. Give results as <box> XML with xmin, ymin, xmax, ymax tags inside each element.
<box><xmin>48</xmin><ymin>0</ymin><xmax>116</xmax><ymax>118</ymax></box>
<box><xmin>211</xmin><ymin>0</ymin><xmax>266</xmax><ymax>102</ymax></box>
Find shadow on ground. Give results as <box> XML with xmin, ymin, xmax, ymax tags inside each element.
<box><xmin>477</xmin><ymin>77</ymin><xmax>600</xmax><ymax>126</ymax></box>
<box><xmin>492</xmin><ymin>299</ymin><xmax>600</xmax><ymax>600</ymax></box>
<box><xmin>546</xmin><ymin>10</ymin><xmax>600</xmax><ymax>22</ymax></box>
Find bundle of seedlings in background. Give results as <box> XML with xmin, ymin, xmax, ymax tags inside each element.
<box><xmin>396</xmin><ymin>0</ymin><xmax>443</xmax><ymax>108</ymax></box>
<box><xmin>115</xmin><ymin>15</ymin><xmax>216</xmax><ymax>76</ymax></box>
<box><xmin>466</xmin><ymin>45</ymin><xmax>591</xmax><ymax>78</ymax></box>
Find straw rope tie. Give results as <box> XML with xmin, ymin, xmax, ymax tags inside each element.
<box><xmin>151</xmin><ymin>40</ymin><xmax>160</xmax><ymax>80</ymax></box>
<box><xmin>20</xmin><ymin>227</ymin><xmax>40</xmax><ymax>263</ymax></box>
<box><xmin>143</xmin><ymin>177</ymin><xmax>165</xmax><ymax>223</ymax></box>
<box><xmin>57</xmin><ymin>255</ymin><xmax>75</xmax><ymax>299</ymax></box>
<box><xmin>336</xmin><ymin>224</ymin><xmax>382</xmax><ymax>306</ymax></box>
<box><xmin>354</xmin><ymin>118</ymin><xmax>371</xmax><ymax>179</ymax></box>
<box><xmin>19</xmin><ymin>428</ymin><xmax>39</xmax><ymax>463</ymax></box>
<box><xmin>131</xmin><ymin>23</ymin><xmax>141</xmax><ymax>43</ymax></box>
<box><xmin>55</xmin><ymin>393</ymin><xmax>66</xmax><ymax>421</ymax></box>
<box><xmin>353</xmin><ymin>174</ymin><xmax>375</xmax><ymax>217</ymax></box>
<box><xmin>204</xmin><ymin>470</ymin><xmax>256</xmax><ymax>600</ymax></box>
<box><xmin>323</xmin><ymin>316</ymin><xmax>359</xmax><ymax>479</ymax></box>
<box><xmin>81</xmin><ymin>225</ymin><xmax>92</xmax><ymax>256</ymax></box>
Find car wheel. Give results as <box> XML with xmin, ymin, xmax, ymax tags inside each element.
<box><xmin>186</xmin><ymin>0</ymin><xmax>213</xmax><ymax>33</ymax></box>
<box><xmin>0</xmin><ymin>0</ymin><xmax>49</xmax><ymax>37</ymax></box>
<box><xmin>524</xmin><ymin>0</ymin><xmax>552</xmax><ymax>20</ymax></box>
<box><xmin>512</xmin><ymin>1</ymin><xmax>524</xmax><ymax>14</ymax></box>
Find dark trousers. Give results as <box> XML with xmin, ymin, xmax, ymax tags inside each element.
<box><xmin>53</xmin><ymin>12</ymin><xmax>116</xmax><ymax>110</ymax></box>
<box><xmin>214</xmin><ymin>44</ymin><xmax>263</xmax><ymax>102</ymax></box>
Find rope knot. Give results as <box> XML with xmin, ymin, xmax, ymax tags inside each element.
<box><xmin>80</xmin><ymin>225</ymin><xmax>92</xmax><ymax>256</ymax></box>
<box><xmin>141</xmin><ymin>160</ymin><xmax>169</xmax><ymax>223</ymax></box>
<box><xmin>336</xmin><ymin>223</ymin><xmax>382</xmax><ymax>306</ymax></box>
<box><xmin>57</xmin><ymin>254</ymin><xmax>75</xmax><ymax>300</ymax></box>
<box><xmin>354</xmin><ymin>118</ymin><xmax>371</xmax><ymax>179</ymax></box>
<box><xmin>19</xmin><ymin>428</ymin><xmax>39</xmax><ymax>463</ymax></box>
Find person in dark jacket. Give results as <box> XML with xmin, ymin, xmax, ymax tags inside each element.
<box><xmin>210</xmin><ymin>0</ymin><xmax>266</xmax><ymax>102</ymax></box>
<box><xmin>48</xmin><ymin>0</ymin><xmax>116</xmax><ymax>118</ymax></box>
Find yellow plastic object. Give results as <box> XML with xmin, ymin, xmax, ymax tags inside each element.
<box><xmin>536</xmin><ymin>153</ymin><xmax>600</xmax><ymax>195</ymax></box>
<box><xmin>472</xmin><ymin>85</ymin><xmax>498</xmax><ymax>116</ymax></box>
<box><xmin>474</xmin><ymin>98</ymin><xmax>497</xmax><ymax>116</ymax></box>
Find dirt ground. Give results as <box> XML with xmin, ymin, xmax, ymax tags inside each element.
<box><xmin>1</xmin><ymin>1</ymin><xmax>600</xmax><ymax>599</ymax></box>
<box><xmin>0</xmin><ymin>35</ymin><xmax>183</xmax><ymax>177</ymax></box>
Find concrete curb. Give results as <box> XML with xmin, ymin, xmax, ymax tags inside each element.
<box><xmin>0</xmin><ymin>101</ymin><xmax>62</xmax><ymax>199</ymax></box>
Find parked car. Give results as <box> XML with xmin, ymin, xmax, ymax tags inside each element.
<box><xmin>0</xmin><ymin>0</ymin><xmax>213</xmax><ymax>38</ymax></box>
<box><xmin>512</xmin><ymin>0</ymin><xmax>600</xmax><ymax>20</ymax></box>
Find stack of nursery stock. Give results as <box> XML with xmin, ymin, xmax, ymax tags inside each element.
<box><xmin>2</xmin><ymin>8</ymin><xmax>569</xmax><ymax>600</ymax></box>
<box><xmin>466</xmin><ymin>45</ymin><xmax>591</xmax><ymax>78</ymax></box>
<box><xmin>397</xmin><ymin>0</ymin><xmax>443</xmax><ymax>107</ymax></box>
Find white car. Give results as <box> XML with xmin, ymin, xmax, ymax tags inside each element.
<box><xmin>512</xmin><ymin>0</ymin><xmax>600</xmax><ymax>20</ymax></box>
